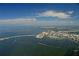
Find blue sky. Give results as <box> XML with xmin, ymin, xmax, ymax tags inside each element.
<box><xmin>0</xmin><ymin>3</ymin><xmax>79</xmax><ymax>26</ymax></box>
<box><xmin>0</xmin><ymin>3</ymin><xmax>78</xmax><ymax>19</ymax></box>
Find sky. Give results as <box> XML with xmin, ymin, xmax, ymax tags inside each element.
<box><xmin>0</xmin><ymin>3</ymin><xmax>79</xmax><ymax>26</ymax></box>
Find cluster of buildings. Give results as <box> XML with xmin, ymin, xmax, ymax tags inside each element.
<box><xmin>36</xmin><ymin>30</ymin><xmax>79</xmax><ymax>42</ymax></box>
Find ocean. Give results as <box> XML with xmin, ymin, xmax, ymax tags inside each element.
<box><xmin>0</xmin><ymin>25</ymin><xmax>79</xmax><ymax>56</ymax></box>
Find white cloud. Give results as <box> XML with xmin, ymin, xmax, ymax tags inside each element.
<box><xmin>0</xmin><ymin>18</ymin><xmax>36</xmax><ymax>25</ymax></box>
<box><xmin>67</xmin><ymin>11</ymin><xmax>74</xmax><ymax>14</ymax></box>
<box><xmin>38</xmin><ymin>10</ymin><xmax>72</xmax><ymax>19</ymax></box>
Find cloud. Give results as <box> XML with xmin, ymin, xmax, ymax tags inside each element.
<box><xmin>0</xmin><ymin>18</ymin><xmax>36</xmax><ymax>25</ymax></box>
<box><xmin>38</xmin><ymin>10</ymin><xmax>72</xmax><ymax>19</ymax></box>
<box><xmin>67</xmin><ymin>11</ymin><xmax>74</xmax><ymax>14</ymax></box>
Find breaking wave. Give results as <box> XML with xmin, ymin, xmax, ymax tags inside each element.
<box><xmin>0</xmin><ymin>35</ymin><xmax>35</xmax><ymax>41</ymax></box>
